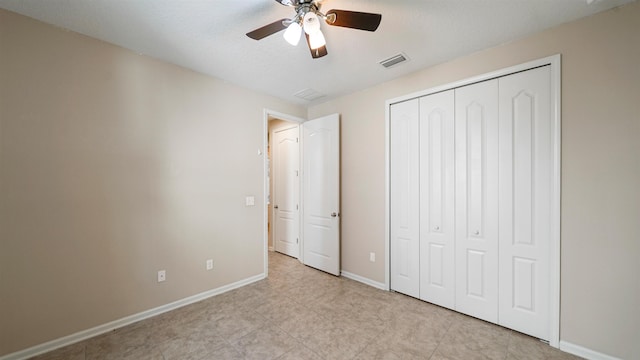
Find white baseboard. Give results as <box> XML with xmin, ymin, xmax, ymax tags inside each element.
<box><xmin>559</xmin><ymin>341</ymin><xmax>621</xmax><ymax>360</ymax></box>
<box><xmin>340</xmin><ymin>270</ymin><xmax>387</xmax><ymax>290</ymax></box>
<box><xmin>0</xmin><ymin>273</ymin><xmax>266</xmax><ymax>360</ymax></box>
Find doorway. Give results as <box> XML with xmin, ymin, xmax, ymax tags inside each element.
<box><xmin>269</xmin><ymin>120</ymin><xmax>300</xmax><ymax>258</ymax></box>
<box><xmin>263</xmin><ymin>110</ymin><xmax>341</xmax><ymax>277</ymax></box>
<box><xmin>263</xmin><ymin>110</ymin><xmax>305</xmax><ymax>276</ymax></box>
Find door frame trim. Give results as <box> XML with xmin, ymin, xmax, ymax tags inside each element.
<box><xmin>263</xmin><ymin>109</ymin><xmax>306</xmax><ymax>277</ymax></box>
<box><xmin>384</xmin><ymin>54</ymin><xmax>561</xmax><ymax>347</ymax></box>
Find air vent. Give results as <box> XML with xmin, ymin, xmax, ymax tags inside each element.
<box><xmin>294</xmin><ymin>88</ymin><xmax>326</xmax><ymax>101</ymax></box>
<box><xmin>380</xmin><ymin>53</ymin><xmax>408</xmax><ymax>68</ymax></box>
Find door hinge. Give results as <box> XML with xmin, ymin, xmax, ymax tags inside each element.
<box><xmin>296</xmin><ymin>170</ymin><xmax>299</xmax><ymax>176</ymax></box>
<box><xmin>296</xmin><ymin>238</ymin><xmax>299</xmax><ymax>244</ymax></box>
<box><xmin>296</xmin><ymin>137</ymin><xmax>299</xmax><ymax>143</ymax></box>
<box><xmin>296</xmin><ymin>204</ymin><xmax>299</xmax><ymax>210</ymax></box>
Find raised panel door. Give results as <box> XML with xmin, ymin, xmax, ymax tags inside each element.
<box><xmin>302</xmin><ymin>114</ymin><xmax>340</xmax><ymax>276</ymax></box>
<box><xmin>419</xmin><ymin>90</ymin><xmax>455</xmax><ymax>309</ymax></box>
<box><xmin>390</xmin><ymin>99</ymin><xmax>420</xmax><ymax>298</ymax></box>
<box><xmin>455</xmin><ymin>79</ymin><xmax>499</xmax><ymax>323</ymax></box>
<box><xmin>498</xmin><ymin>66</ymin><xmax>552</xmax><ymax>340</ymax></box>
<box><xmin>273</xmin><ymin>126</ymin><xmax>300</xmax><ymax>258</ymax></box>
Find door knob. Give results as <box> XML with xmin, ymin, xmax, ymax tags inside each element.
<box><xmin>331</xmin><ymin>212</ymin><xmax>338</xmax><ymax>217</ymax></box>
<box><xmin>274</xmin><ymin>205</ymin><xmax>279</xmax><ymax>209</ymax></box>
<box><xmin>434</xmin><ymin>226</ymin><xmax>440</xmax><ymax>231</ymax></box>
<box><xmin>474</xmin><ymin>230</ymin><xmax>480</xmax><ymax>235</ymax></box>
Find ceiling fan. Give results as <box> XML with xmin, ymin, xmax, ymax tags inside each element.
<box><xmin>246</xmin><ymin>0</ymin><xmax>382</xmax><ymax>59</ymax></box>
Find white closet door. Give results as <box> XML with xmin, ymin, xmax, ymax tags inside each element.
<box><xmin>390</xmin><ymin>99</ymin><xmax>420</xmax><ymax>298</ymax></box>
<box><xmin>419</xmin><ymin>90</ymin><xmax>455</xmax><ymax>309</ymax></box>
<box><xmin>455</xmin><ymin>79</ymin><xmax>499</xmax><ymax>323</ymax></box>
<box><xmin>498</xmin><ymin>66</ymin><xmax>552</xmax><ymax>340</ymax></box>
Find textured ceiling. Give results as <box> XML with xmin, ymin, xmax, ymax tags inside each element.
<box><xmin>0</xmin><ymin>0</ymin><xmax>634</xmax><ymax>105</ymax></box>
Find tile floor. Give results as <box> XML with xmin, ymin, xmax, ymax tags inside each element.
<box><xmin>31</xmin><ymin>252</ymin><xmax>581</xmax><ymax>360</ymax></box>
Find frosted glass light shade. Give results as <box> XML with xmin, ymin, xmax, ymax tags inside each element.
<box><xmin>283</xmin><ymin>22</ymin><xmax>302</xmax><ymax>46</ymax></box>
<box><xmin>308</xmin><ymin>30</ymin><xmax>326</xmax><ymax>50</ymax></box>
<box><xmin>303</xmin><ymin>12</ymin><xmax>321</xmax><ymax>35</ymax></box>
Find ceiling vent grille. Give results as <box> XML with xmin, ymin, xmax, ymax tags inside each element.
<box><xmin>380</xmin><ymin>53</ymin><xmax>408</xmax><ymax>68</ymax></box>
<box><xmin>294</xmin><ymin>88</ymin><xmax>326</xmax><ymax>101</ymax></box>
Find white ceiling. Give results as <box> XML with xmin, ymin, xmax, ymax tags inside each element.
<box><xmin>0</xmin><ymin>0</ymin><xmax>634</xmax><ymax>105</ymax></box>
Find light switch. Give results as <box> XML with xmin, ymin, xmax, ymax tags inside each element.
<box><xmin>246</xmin><ymin>196</ymin><xmax>255</xmax><ymax>206</ymax></box>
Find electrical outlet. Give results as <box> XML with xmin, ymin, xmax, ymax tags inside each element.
<box><xmin>157</xmin><ymin>270</ymin><xmax>166</xmax><ymax>282</ymax></box>
<box><xmin>369</xmin><ymin>252</ymin><xmax>376</xmax><ymax>262</ymax></box>
<box><xmin>206</xmin><ymin>259</ymin><xmax>214</xmax><ymax>270</ymax></box>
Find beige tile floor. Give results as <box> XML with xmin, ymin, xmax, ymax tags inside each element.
<box><xmin>31</xmin><ymin>252</ymin><xmax>581</xmax><ymax>360</ymax></box>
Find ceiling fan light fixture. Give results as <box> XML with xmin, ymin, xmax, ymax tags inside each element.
<box><xmin>247</xmin><ymin>1</ymin><xmax>383</xmax><ymax>59</ymax></box>
<box><xmin>303</xmin><ymin>11</ymin><xmax>321</xmax><ymax>35</ymax></box>
<box><xmin>308</xmin><ymin>30</ymin><xmax>326</xmax><ymax>50</ymax></box>
<box><xmin>283</xmin><ymin>22</ymin><xmax>302</xmax><ymax>46</ymax></box>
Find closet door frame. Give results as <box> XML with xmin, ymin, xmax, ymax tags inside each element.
<box><xmin>384</xmin><ymin>54</ymin><xmax>561</xmax><ymax>348</ymax></box>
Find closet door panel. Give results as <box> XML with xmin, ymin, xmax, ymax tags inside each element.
<box><xmin>498</xmin><ymin>66</ymin><xmax>552</xmax><ymax>340</ymax></box>
<box><xmin>419</xmin><ymin>90</ymin><xmax>455</xmax><ymax>309</ymax></box>
<box><xmin>455</xmin><ymin>79</ymin><xmax>499</xmax><ymax>323</ymax></box>
<box><xmin>390</xmin><ymin>99</ymin><xmax>420</xmax><ymax>298</ymax></box>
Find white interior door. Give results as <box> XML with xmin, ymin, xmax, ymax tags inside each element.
<box><xmin>455</xmin><ymin>79</ymin><xmax>499</xmax><ymax>323</ymax></box>
<box><xmin>302</xmin><ymin>114</ymin><xmax>340</xmax><ymax>276</ymax></box>
<box><xmin>390</xmin><ymin>99</ymin><xmax>420</xmax><ymax>298</ymax></box>
<box><xmin>419</xmin><ymin>90</ymin><xmax>455</xmax><ymax>309</ymax></box>
<box><xmin>498</xmin><ymin>66</ymin><xmax>552</xmax><ymax>340</ymax></box>
<box><xmin>272</xmin><ymin>125</ymin><xmax>300</xmax><ymax>258</ymax></box>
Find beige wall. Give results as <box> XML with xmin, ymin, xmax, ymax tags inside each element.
<box><xmin>2</xmin><ymin>2</ymin><xmax>639</xmax><ymax>358</ymax></box>
<box><xmin>309</xmin><ymin>3</ymin><xmax>640</xmax><ymax>359</ymax></box>
<box><xmin>0</xmin><ymin>9</ymin><xmax>305</xmax><ymax>356</ymax></box>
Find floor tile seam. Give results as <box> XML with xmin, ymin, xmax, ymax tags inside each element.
<box><xmin>305</xmin><ymin>303</ymin><xmax>338</xmax><ymax>323</ymax></box>
<box><xmin>82</xmin><ymin>344</ymin><xmax>88</xmax><ymax>360</ymax></box>
<box><xmin>218</xmin><ymin>332</ymin><xmax>249</xmax><ymax>359</ymax></box>
<box><xmin>272</xmin><ymin>322</ymin><xmax>299</xmax><ymax>341</ymax></box>
<box><xmin>158</xmin><ymin>341</ymin><xmax>206</xmax><ymax>360</ymax></box>
<box><xmin>268</xmin><ymin>258</ymin><xmax>330</xmax><ymax>359</ymax></box>
<box><xmin>505</xmin><ymin>329</ymin><xmax>515</xmax><ymax>359</ymax></box>
<box><xmin>229</xmin><ymin>320</ymin><xmax>272</xmax><ymax>345</ymax></box>
<box><xmin>348</xmin><ymin>325</ymin><xmax>387</xmax><ymax>360</ymax></box>
<box><xmin>491</xmin><ymin>326</ymin><xmax>514</xmax><ymax>358</ymax></box>
<box><xmin>285</xmin><ymin>328</ymin><xmax>333</xmax><ymax>358</ymax></box>
<box><xmin>269</xmin><ymin>316</ymin><xmax>325</xmax><ymax>344</ymax></box>
<box><xmin>235</xmin><ymin>321</ymin><xmax>302</xmax><ymax>357</ymax></box>
<box><xmin>425</xmin><ymin>342</ymin><xmax>441</xmax><ymax>360</ymax></box>
<box><xmin>291</xmin><ymin>342</ymin><xmax>326</xmax><ymax>360</ymax></box>
<box><xmin>302</xmin><ymin>292</ymin><xmax>389</xmax><ymax>325</ymax></box>
<box><xmin>211</xmin><ymin>323</ymin><xmax>266</xmax><ymax>354</ymax></box>
<box><xmin>269</xmin><ymin>339</ymin><xmax>300</xmax><ymax>360</ymax></box>
<box><xmin>154</xmin><ymin>330</ymin><xmax>184</xmax><ymax>350</ymax></box>
<box><xmin>233</xmin><ymin>331</ymin><xmax>299</xmax><ymax>360</ymax></box>
<box><xmin>426</xmin><ymin>311</ymin><xmax>460</xmax><ymax>359</ymax></box>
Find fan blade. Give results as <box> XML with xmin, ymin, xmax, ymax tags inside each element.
<box><xmin>305</xmin><ymin>33</ymin><xmax>328</xmax><ymax>59</ymax></box>
<box><xmin>325</xmin><ymin>9</ymin><xmax>381</xmax><ymax>31</ymax></box>
<box><xmin>246</xmin><ymin>19</ymin><xmax>289</xmax><ymax>40</ymax></box>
